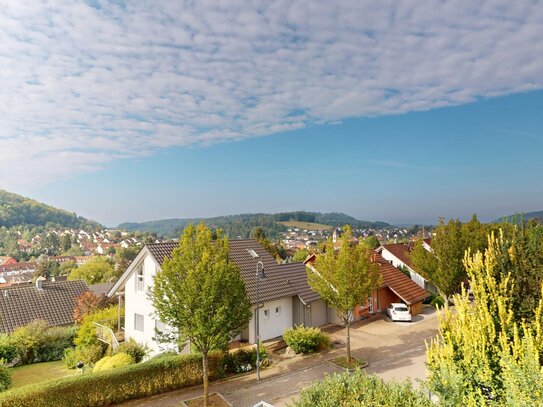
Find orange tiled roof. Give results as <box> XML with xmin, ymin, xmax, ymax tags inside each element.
<box><xmin>373</xmin><ymin>253</ymin><xmax>429</xmax><ymax>305</ymax></box>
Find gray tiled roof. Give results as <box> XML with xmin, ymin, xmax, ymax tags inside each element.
<box><xmin>0</xmin><ymin>280</ymin><xmax>89</xmax><ymax>333</ymax></box>
<box><xmin>147</xmin><ymin>240</ymin><xmax>319</xmax><ymax>304</ymax></box>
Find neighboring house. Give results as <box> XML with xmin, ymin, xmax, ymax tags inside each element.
<box><xmin>108</xmin><ymin>240</ymin><xmax>327</xmax><ymax>356</ymax></box>
<box><xmin>0</xmin><ymin>271</ymin><xmax>33</xmax><ymax>287</ymax></box>
<box><xmin>0</xmin><ymin>256</ymin><xmax>17</xmax><ymax>266</ymax></box>
<box><xmin>0</xmin><ymin>262</ymin><xmax>37</xmax><ymax>279</ymax></box>
<box><xmin>0</xmin><ymin>280</ymin><xmax>89</xmax><ymax>333</ymax></box>
<box><xmin>304</xmin><ymin>251</ymin><xmax>429</xmax><ymax>320</ymax></box>
<box><xmin>376</xmin><ymin>242</ymin><xmax>437</xmax><ymax>294</ymax></box>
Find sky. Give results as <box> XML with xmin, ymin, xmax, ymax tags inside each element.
<box><xmin>0</xmin><ymin>1</ymin><xmax>542</xmax><ymax>226</ymax></box>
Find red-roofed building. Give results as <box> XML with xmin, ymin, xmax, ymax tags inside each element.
<box><xmin>0</xmin><ymin>256</ymin><xmax>17</xmax><ymax>266</ymax></box>
<box><xmin>305</xmin><ymin>251</ymin><xmax>429</xmax><ymax>320</ymax></box>
<box><xmin>376</xmin><ymin>242</ymin><xmax>437</xmax><ymax>294</ymax></box>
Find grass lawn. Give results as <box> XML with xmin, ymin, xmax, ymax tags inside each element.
<box><xmin>11</xmin><ymin>360</ymin><xmax>75</xmax><ymax>389</ymax></box>
<box><xmin>278</xmin><ymin>221</ymin><xmax>332</xmax><ymax>231</ymax></box>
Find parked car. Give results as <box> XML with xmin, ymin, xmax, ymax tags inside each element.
<box><xmin>386</xmin><ymin>303</ymin><xmax>412</xmax><ymax>322</ymax></box>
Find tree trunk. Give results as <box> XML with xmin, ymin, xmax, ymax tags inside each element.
<box><xmin>346</xmin><ymin>322</ymin><xmax>351</xmax><ymax>363</ymax></box>
<box><xmin>202</xmin><ymin>352</ymin><xmax>209</xmax><ymax>407</ymax></box>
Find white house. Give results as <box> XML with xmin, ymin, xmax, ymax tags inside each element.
<box><xmin>108</xmin><ymin>240</ymin><xmax>327</xmax><ymax>356</ymax></box>
<box><xmin>376</xmin><ymin>241</ymin><xmax>437</xmax><ymax>294</ymax></box>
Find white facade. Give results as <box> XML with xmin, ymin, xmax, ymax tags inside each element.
<box><xmin>248</xmin><ymin>297</ymin><xmax>293</xmax><ymax>344</ymax></box>
<box><xmin>116</xmin><ymin>248</ymin><xmax>321</xmax><ymax>356</ymax></box>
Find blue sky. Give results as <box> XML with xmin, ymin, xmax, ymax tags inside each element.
<box><xmin>1</xmin><ymin>1</ymin><xmax>543</xmax><ymax>226</ymax></box>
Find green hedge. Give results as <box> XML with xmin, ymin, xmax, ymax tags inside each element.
<box><xmin>0</xmin><ymin>351</ymin><xmax>224</xmax><ymax>407</ymax></box>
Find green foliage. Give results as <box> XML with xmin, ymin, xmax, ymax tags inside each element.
<box><xmin>362</xmin><ymin>235</ymin><xmax>381</xmax><ymax>249</ymax></box>
<box><xmin>151</xmin><ymin>223</ymin><xmax>252</xmax><ymax>404</ymax></box>
<box><xmin>491</xmin><ymin>220</ymin><xmax>543</xmax><ymax>321</ymax></box>
<box><xmin>63</xmin><ymin>344</ymin><xmax>106</xmax><ymax>369</ymax></box>
<box><xmin>410</xmin><ymin>215</ymin><xmax>488</xmax><ymax>301</ymax></box>
<box><xmin>36</xmin><ymin>326</ymin><xmax>77</xmax><ymax>363</ymax></box>
<box><xmin>291</xmin><ymin>248</ymin><xmax>309</xmax><ymax>263</ymax></box>
<box><xmin>8</xmin><ymin>322</ymin><xmax>75</xmax><ymax>365</ymax></box>
<box><xmin>307</xmin><ymin>225</ymin><xmax>381</xmax><ymax>361</ymax></box>
<box><xmin>295</xmin><ymin>370</ymin><xmax>431</xmax><ymax>407</ymax></box>
<box><xmin>114</xmin><ymin>340</ymin><xmax>147</xmax><ymax>363</ymax></box>
<box><xmin>0</xmin><ymin>352</ymin><xmax>224</xmax><ymax>406</ymax></box>
<box><xmin>0</xmin><ymin>190</ymin><xmax>101</xmax><ymax>229</ymax></box>
<box><xmin>58</xmin><ymin>260</ymin><xmax>78</xmax><ymax>275</ymax></box>
<box><xmin>426</xmin><ymin>230</ymin><xmax>543</xmax><ymax>406</ymax></box>
<box><xmin>93</xmin><ymin>352</ymin><xmax>133</xmax><ymax>372</ymax></box>
<box><xmin>0</xmin><ymin>335</ymin><xmax>17</xmax><ymax>364</ymax></box>
<box><xmin>67</xmin><ymin>256</ymin><xmax>115</xmax><ymax>284</ymax></box>
<box><xmin>430</xmin><ymin>295</ymin><xmax>445</xmax><ymax>308</ymax></box>
<box><xmin>283</xmin><ymin>326</ymin><xmax>330</xmax><ymax>354</ymax></box>
<box><xmin>10</xmin><ymin>321</ymin><xmax>49</xmax><ymax>365</ymax></box>
<box><xmin>74</xmin><ymin>305</ymin><xmax>120</xmax><ymax>347</ymax></box>
<box><xmin>223</xmin><ymin>345</ymin><xmax>269</xmax><ymax>373</ymax></box>
<box><xmin>0</xmin><ymin>362</ymin><xmax>11</xmax><ymax>393</ymax></box>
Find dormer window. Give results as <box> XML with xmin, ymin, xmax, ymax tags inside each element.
<box><xmin>136</xmin><ymin>266</ymin><xmax>144</xmax><ymax>291</ymax></box>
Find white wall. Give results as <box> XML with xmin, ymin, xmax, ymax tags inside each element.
<box><xmin>124</xmin><ymin>254</ymin><xmax>168</xmax><ymax>356</ymax></box>
<box><xmin>381</xmin><ymin>248</ymin><xmax>427</xmax><ymax>289</ymax></box>
<box><xmin>248</xmin><ymin>297</ymin><xmax>292</xmax><ymax>343</ymax></box>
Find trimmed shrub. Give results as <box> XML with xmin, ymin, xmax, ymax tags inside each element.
<box><xmin>0</xmin><ymin>336</ymin><xmax>17</xmax><ymax>364</ymax></box>
<box><xmin>430</xmin><ymin>295</ymin><xmax>445</xmax><ymax>308</ymax></box>
<box><xmin>94</xmin><ymin>352</ymin><xmax>133</xmax><ymax>372</ymax></box>
<box><xmin>295</xmin><ymin>370</ymin><xmax>431</xmax><ymax>407</ymax></box>
<box><xmin>0</xmin><ymin>362</ymin><xmax>11</xmax><ymax>393</ymax></box>
<box><xmin>91</xmin><ymin>356</ymin><xmax>110</xmax><ymax>373</ymax></box>
<box><xmin>0</xmin><ymin>351</ymin><xmax>224</xmax><ymax>407</ymax></box>
<box><xmin>283</xmin><ymin>325</ymin><xmax>331</xmax><ymax>354</ymax></box>
<box><xmin>63</xmin><ymin>344</ymin><xmax>107</xmax><ymax>369</ymax></box>
<box><xmin>114</xmin><ymin>339</ymin><xmax>147</xmax><ymax>363</ymax></box>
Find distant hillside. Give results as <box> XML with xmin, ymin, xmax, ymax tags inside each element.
<box><xmin>495</xmin><ymin>210</ymin><xmax>543</xmax><ymax>223</ymax></box>
<box><xmin>119</xmin><ymin>211</ymin><xmax>390</xmax><ymax>238</ymax></box>
<box><xmin>0</xmin><ymin>190</ymin><xmax>101</xmax><ymax>229</ymax></box>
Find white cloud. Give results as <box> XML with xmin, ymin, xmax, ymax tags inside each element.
<box><xmin>0</xmin><ymin>0</ymin><xmax>542</xmax><ymax>187</ymax></box>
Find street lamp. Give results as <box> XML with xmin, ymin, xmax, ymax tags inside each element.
<box><xmin>247</xmin><ymin>249</ymin><xmax>266</xmax><ymax>382</ymax></box>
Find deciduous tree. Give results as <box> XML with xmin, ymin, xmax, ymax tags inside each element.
<box><xmin>307</xmin><ymin>225</ymin><xmax>381</xmax><ymax>363</ymax></box>
<box><xmin>426</xmin><ymin>231</ymin><xmax>543</xmax><ymax>406</ymax></box>
<box><xmin>151</xmin><ymin>223</ymin><xmax>251</xmax><ymax>406</ymax></box>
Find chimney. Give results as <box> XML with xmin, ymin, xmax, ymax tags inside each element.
<box><xmin>36</xmin><ymin>276</ymin><xmax>46</xmax><ymax>290</ymax></box>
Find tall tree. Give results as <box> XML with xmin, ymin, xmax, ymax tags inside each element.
<box><xmin>307</xmin><ymin>225</ymin><xmax>381</xmax><ymax>363</ymax></box>
<box><xmin>151</xmin><ymin>223</ymin><xmax>251</xmax><ymax>406</ymax></box>
<box><xmin>411</xmin><ymin>216</ymin><xmax>487</xmax><ymax>303</ymax></box>
<box><xmin>426</xmin><ymin>230</ymin><xmax>543</xmax><ymax>406</ymax></box>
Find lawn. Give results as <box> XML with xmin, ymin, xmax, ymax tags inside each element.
<box><xmin>278</xmin><ymin>221</ymin><xmax>332</xmax><ymax>231</ymax></box>
<box><xmin>11</xmin><ymin>360</ymin><xmax>75</xmax><ymax>389</ymax></box>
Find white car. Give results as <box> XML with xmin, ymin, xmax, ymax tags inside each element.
<box><xmin>386</xmin><ymin>303</ymin><xmax>412</xmax><ymax>322</ymax></box>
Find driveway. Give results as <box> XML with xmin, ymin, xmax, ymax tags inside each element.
<box><xmin>118</xmin><ymin>306</ymin><xmax>440</xmax><ymax>407</ymax></box>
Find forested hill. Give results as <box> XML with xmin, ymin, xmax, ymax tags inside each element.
<box><xmin>495</xmin><ymin>210</ymin><xmax>543</xmax><ymax>223</ymax></box>
<box><xmin>0</xmin><ymin>190</ymin><xmax>101</xmax><ymax>229</ymax></box>
<box><xmin>119</xmin><ymin>211</ymin><xmax>390</xmax><ymax>238</ymax></box>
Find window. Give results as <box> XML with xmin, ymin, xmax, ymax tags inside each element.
<box><xmin>274</xmin><ymin>306</ymin><xmax>281</xmax><ymax>316</ymax></box>
<box><xmin>136</xmin><ymin>267</ymin><xmax>144</xmax><ymax>291</ymax></box>
<box><xmin>263</xmin><ymin>309</ymin><xmax>270</xmax><ymax>320</ymax></box>
<box><xmin>134</xmin><ymin>313</ymin><xmax>144</xmax><ymax>331</ymax></box>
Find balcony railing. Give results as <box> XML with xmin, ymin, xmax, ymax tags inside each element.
<box><xmin>93</xmin><ymin>317</ymin><xmax>125</xmax><ymax>351</ymax></box>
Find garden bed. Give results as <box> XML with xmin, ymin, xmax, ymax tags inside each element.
<box><xmin>328</xmin><ymin>356</ymin><xmax>367</xmax><ymax>370</ymax></box>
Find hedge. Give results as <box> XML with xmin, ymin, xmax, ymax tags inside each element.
<box><xmin>0</xmin><ymin>351</ymin><xmax>224</xmax><ymax>407</ymax></box>
<box><xmin>283</xmin><ymin>325</ymin><xmax>331</xmax><ymax>354</ymax></box>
